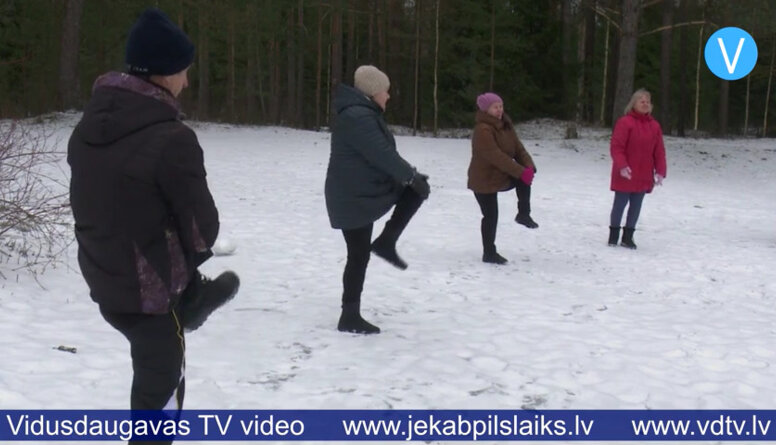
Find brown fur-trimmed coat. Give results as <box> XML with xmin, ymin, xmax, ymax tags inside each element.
<box><xmin>467</xmin><ymin>111</ymin><xmax>535</xmax><ymax>193</ymax></box>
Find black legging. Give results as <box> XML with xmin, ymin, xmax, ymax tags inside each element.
<box><xmin>474</xmin><ymin>192</ymin><xmax>499</xmax><ymax>254</ymax></box>
<box><xmin>100</xmin><ymin>308</ymin><xmax>186</xmax><ymax>411</ymax></box>
<box><xmin>340</xmin><ymin>187</ymin><xmax>424</xmax><ymax>306</ymax></box>
<box><xmin>341</xmin><ymin>224</ymin><xmax>373</xmax><ymax>305</ymax></box>
<box><xmin>474</xmin><ymin>179</ymin><xmax>531</xmax><ymax>254</ymax></box>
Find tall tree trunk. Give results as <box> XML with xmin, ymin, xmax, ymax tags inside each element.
<box><xmin>717</xmin><ymin>79</ymin><xmax>729</xmax><ymax>135</ymax></box>
<box><xmin>269</xmin><ymin>39</ymin><xmax>281</xmax><ymax>123</ymax></box>
<box><xmin>413</xmin><ymin>0</ymin><xmax>421</xmax><ymax>134</ymax></box>
<box><xmin>744</xmin><ymin>74</ymin><xmax>750</xmax><ymax>136</ymax></box>
<box><xmin>345</xmin><ymin>0</ymin><xmax>356</xmax><ymax>85</ymax></box>
<box><xmin>676</xmin><ymin>0</ymin><xmax>688</xmax><ymax>136</ymax></box>
<box><xmin>58</xmin><ymin>0</ymin><xmax>84</xmax><ymax>110</ymax></box>
<box><xmin>316</xmin><ymin>0</ymin><xmax>324</xmax><ymax>129</ymax></box>
<box><xmin>296</xmin><ymin>0</ymin><xmax>305</xmax><ymax>126</ymax></box>
<box><xmin>197</xmin><ymin>3</ymin><xmax>210</xmax><ymax>119</ymax></box>
<box><xmin>583</xmin><ymin>0</ymin><xmax>596</xmax><ymax>122</ymax></box>
<box><xmin>245</xmin><ymin>4</ymin><xmax>257</xmax><ymax>122</ymax></box>
<box><xmin>716</xmin><ymin>4</ymin><xmax>731</xmax><ymax>136</ymax></box>
<box><xmin>368</xmin><ymin>0</ymin><xmax>375</xmax><ymax>60</ymax></box>
<box><xmin>570</xmin><ymin>0</ymin><xmax>595</xmax><ymax>138</ymax></box>
<box><xmin>330</xmin><ymin>0</ymin><xmax>343</xmax><ymax>126</ymax></box>
<box><xmin>599</xmin><ymin>18</ymin><xmax>610</xmax><ymax>125</ymax></box>
<box><xmin>286</xmin><ymin>7</ymin><xmax>297</xmax><ymax>125</ymax></box>
<box><xmin>326</xmin><ymin>40</ymin><xmax>332</xmax><ymax>125</ymax></box>
<box><xmin>568</xmin><ymin>0</ymin><xmax>584</xmax><ymax>139</ymax></box>
<box><xmin>561</xmin><ymin>0</ymin><xmax>574</xmax><ymax>119</ymax></box>
<box><xmin>433</xmin><ymin>0</ymin><xmax>440</xmax><ymax>136</ymax></box>
<box><xmin>489</xmin><ymin>1</ymin><xmax>496</xmax><ymax>90</ymax></box>
<box><xmin>256</xmin><ymin>41</ymin><xmax>267</xmax><ymax>120</ymax></box>
<box><xmin>612</xmin><ymin>0</ymin><xmax>642</xmax><ymax>122</ymax></box>
<box><xmin>764</xmin><ymin>35</ymin><xmax>775</xmax><ymax>136</ymax></box>
<box><xmin>694</xmin><ymin>23</ymin><xmax>704</xmax><ymax>131</ymax></box>
<box><xmin>246</xmin><ymin>41</ymin><xmax>256</xmax><ymax>122</ymax></box>
<box><xmin>387</xmin><ymin>0</ymin><xmax>404</xmax><ymax>121</ymax></box>
<box><xmin>605</xmin><ymin>5</ymin><xmax>621</xmax><ymax>126</ymax></box>
<box><xmin>227</xmin><ymin>8</ymin><xmax>236</xmax><ymax>121</ymax></box>
<box><xmin>658</xmin><ymin>0</ymin><xmax>673</xmax><ymax>132</ymax></box>
<box><xmin>378</xmin><ymin>0</ymin><xmax>387</xmax><ymax>69</ymax></box>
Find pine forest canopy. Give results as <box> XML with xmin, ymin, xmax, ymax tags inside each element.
<box><xmin>1</xmin><ymin>0</ymin><xmax>775</xmax><ymax>136</ymax></box>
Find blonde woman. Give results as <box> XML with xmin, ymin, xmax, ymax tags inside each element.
<box><xmin>608</xmin><ymin>89</ymin><xmax>668</xmax><ymax>249</ymax></box>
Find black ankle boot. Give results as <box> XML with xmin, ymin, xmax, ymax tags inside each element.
<box><xmin>515</xmin><ymin>213</ymin><xmax>539</xmax><ymax>229</ymax></box>
<box><xmin>482</xmin><ymin>250</ymin><xmax>508</xmax><ymax>265</ymax></box>
<box><xmin>608</xmin><ymin>226</ymin><xmax>620</xmax><ymax>246</ymax></box>
<box><xmin>621</xmin><ymin>227</ymin><xmax>637</xmax><ymax>249</ymax></box>
<box><xmin>180</xmin><ymin>271</ymin><xmax>239</xmax><ymax>332</ymax></box>
<box><xmin>337</xmin><ymin>303</ymin><xmax>380</xmax><ymax>334</ymax></box>
<box><xmin>371</xmin><ymin>236</ymin><xmax>407</xmax><ymax>270</ymax></box>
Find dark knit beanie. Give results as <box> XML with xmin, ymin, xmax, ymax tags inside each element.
<box><xmin>125</xmin><ymin>8</ymin><xmax>195</xmax><ymax>76</ymax></box>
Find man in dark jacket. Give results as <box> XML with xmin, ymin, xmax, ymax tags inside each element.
<box><xmin>68</xmin><ymin>8</ymin><xmax>238</xmax><ymax>424</ymax></box>
<box><xmin>325</xmin><ymin>65</ymin><xmax>430</xmax><ymax>334</ymax></box>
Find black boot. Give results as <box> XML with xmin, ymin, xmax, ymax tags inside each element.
<box><xmin>608</xmin><ymin>226</ymin><xmax>620</xmax><ymax>246</ymax></box>
<box><xmin>621</xmin><ymin>227</ymin><xmax>637</xmax><ymax>249</ymax></box>
<box><xmin>180</xmin><ymin>271</ymin><xmax>239</xmax><ymax>332</ymax></box>
<box><xmin>337</xmin><ymin>302</ymin><xmax>380</xmax><ymax>334</ymax></box>
<box><xmin>371</xmin><ymin>188</ymin><xmax>424</xmax><ymax>270</ymax></box>
<box><xmin>483</xmin><ymin>251</ymin><xmax>508</xmax><ymax>264</ymax></box>
<box><xmin>482</xmin><ymin>246</ymin><xmax>508</xmax><ymax>265</ymax></box>
<box><xmin>371</xmin><ymin>236</ymin><xmax>407</xmax><ymax>270</ymax></box>
<box><xmin>515</xmin><ymin>213</ymin><xmax>539</xmax><ymax>229</ymax></box>
<box><xmin>514</xmin><ymin>180</ymin><xmax>538</xmax><ymax>228</ymax></box>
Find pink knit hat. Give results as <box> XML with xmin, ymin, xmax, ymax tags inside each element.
<box><xmin>476</xmin><ymin>92</ymin><xmax>503</xmax><ymax>111</ymax></box>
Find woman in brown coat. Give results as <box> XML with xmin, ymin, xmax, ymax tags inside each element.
<box><xmin>467</xmin><ymin>92</ymin><xmax>537</xmax><ymax>264</ymax></box>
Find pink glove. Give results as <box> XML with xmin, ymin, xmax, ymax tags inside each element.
<box><xmin>520</xmin><ymin>167</ymin><xmax>534</xmax><ymax>185</ymax></box>
<box><xmin>655</xmin><ymin>174</ymin><xmax>664</xmax><ymax>186</ymax></box>
<box><xmin>620</xmin><ymin>166</ymin><xmax>632</xmax><ymax>179</ymax></box>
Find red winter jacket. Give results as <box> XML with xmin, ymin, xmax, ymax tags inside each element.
<box><xmin>610</xmin><ymin>110</ymin><xmax>667</xmax><ymax>193</ymax></box>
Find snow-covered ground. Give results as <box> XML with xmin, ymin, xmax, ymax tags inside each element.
<box><xmin>1</xmin><ymin>115</ymin><xmax>775</xmax><ymax>444</ymax></box>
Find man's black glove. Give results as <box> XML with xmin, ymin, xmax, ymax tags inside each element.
<box><xmin>408</xmin><ymin>171</ymin><xmax>430</xmax><ymax>199</ymax></box>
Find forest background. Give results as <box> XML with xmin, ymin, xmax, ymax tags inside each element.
<box><xmin>1</xmin><ymin>0</ymin><xmax>775</xmax><ymax>137</ymax></box>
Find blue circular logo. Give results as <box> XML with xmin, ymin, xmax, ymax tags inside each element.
<box><xmin>704</xmin><ymin>27</ymin><xmax>758</xmax><ymax>80</ymax></box>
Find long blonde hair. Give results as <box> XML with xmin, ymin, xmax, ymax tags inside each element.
<box><xmin>623</xmin><ymin>88</ymin><xmax>652</xmax><ymax>115</ymax></box>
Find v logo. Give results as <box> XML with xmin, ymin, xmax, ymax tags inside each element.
<box><xmin>705</xmin><ymin>27</ymin><xmax>758</xmax><ymax>80</ymax></box>
<box><xmin>717</xmin><ymin>37</ymin><xmax>745</xmax><ymax>74</ymax></box>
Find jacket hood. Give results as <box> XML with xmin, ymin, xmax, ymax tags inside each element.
<box><xmin>333</xmin><ymin>83</ymin><xmax>382</xmax><ymax>115</ymax></box>
<box><xmin>75</xmin><ymin>72</ymin><xmax>181</xmax><ymax>146</ymax></box>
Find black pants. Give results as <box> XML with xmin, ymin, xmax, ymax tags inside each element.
<box><xmin>100</xmin><ymin>308</ymin><xmax>186</xmax><ymax>411</ymax></box>
<box><xmin>474</xmin><ymin>179</ymin><xmax>531</xmax><ymax>254</ymax></box>
<box><xmin>341</xmin><ymin>224</ymin><xmax>373</xmax><ymax>306</ymax></box>
<box><xmin>340</xmin><ymin>187</ymin><xmax>424</xmax><ymax>306</ymax></box>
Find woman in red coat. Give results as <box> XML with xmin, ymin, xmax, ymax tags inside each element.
<box><xmin>608</xmin><ymin>89</ymin><xmax>667</xmax><ymax>249</ymax></box>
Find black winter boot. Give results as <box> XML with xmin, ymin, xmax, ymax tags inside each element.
<box><xmin>180</xmin><ymin>271</ymin><xmax>240</xmax><ymax>332</ymax></box>
<box><xmin>482</xmin><ymin>246</ymin><xmax>508</xmax><ymax>265</ymax></box>
<box><xmin>370</xmin><ymin>188</ymin><xmax>424</xmax><ymax>270</ymax></box>
<box><xmin>621</xmin><ymin>227</ymin><xmax>637</xmax><ymax>249</ymax></box>
<box><xmin>514</xmin><ymin>180</ymin><xmax>538</xmax><ymax>228</ymax></box>
<box><xmin>515</xmin><ymin>214</ymin><xmax>539</xmax><ymax>229</ymax></box>
<box><xmin>608</xmin><ymin>226</ymin><xmax>620</xmax><ymax>246</ymax></box>
<box><xmin>371</xmin><ymin>236</ymin><xmax>407</xmax><ymax>270</ymax></box>
<box><xmin>337</xmin><ymin>303</ymin><xmax>380</xmax><ymax>334</ymax></box>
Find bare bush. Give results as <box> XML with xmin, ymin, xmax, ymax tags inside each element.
<box><xmin>0</xmin><ymin>120</ymin><xmax>70</xmax><ymax>281</ymax></box>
